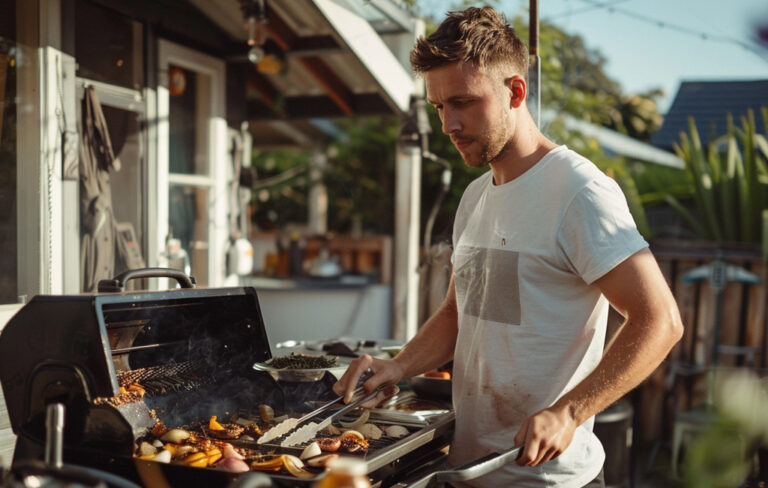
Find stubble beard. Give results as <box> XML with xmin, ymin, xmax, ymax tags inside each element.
<box><xmin>461</xmin><ymin>125</ymin><xmax>513</xmax><ymax>169</ymax></box>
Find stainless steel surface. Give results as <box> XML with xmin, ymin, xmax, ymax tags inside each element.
<box><xmin>281</xmin><ymin>384</ymin><xmax>391</xmax><ymax>447</ymax></box>
<box><xmin>364</xmin><ymin>412</ymin><xmax>454</xmax><ymax>474</ymax></box>
<box><xmin>396</xmin><ymin>445</ymin><xmax>522</xmax><ymax>488</ymax></box>
<box><xmin>44</xmin><ymin>403</ymin><xmax>64</xmax><ymax>469</ymax></box>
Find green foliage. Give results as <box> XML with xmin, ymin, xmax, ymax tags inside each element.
<box><xmin>324</xmin><ymin>117</ymin><xmax>401</xmax><ymax>234</ymax></box>
<box><xmin>663</xmin><ymin>108</ymin><xmax>768</xmax><ymax>243</ymax></box>
<box><xmin>512</xmin><ymin>16</ymin><xmax>664</xmax><ymax>142</ymax></box>
<box><xmin>249</xmin><ymin>149</ymin><xmax>311</xmax><ymax>230</ymax></box>
<box><xmin>682</xmin><ymin>369</ymin><xmax>768</xmax><ymax>488</ymax></box>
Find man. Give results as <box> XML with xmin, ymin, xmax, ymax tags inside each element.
<box><xmin>334</xmin><ymin>6</ymin><xmax>683</xmax><ymax>487</ymax></box>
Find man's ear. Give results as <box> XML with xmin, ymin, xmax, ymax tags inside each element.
<box><xmin>508</xmin><ymin>76</ymin><xmax>527</xmax><ymax>108</ymax></box>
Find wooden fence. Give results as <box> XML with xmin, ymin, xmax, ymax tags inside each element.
<box><xmin>636</xmin><ymin>239</ymin><xmax>768</xmax><ymax>441</ymax></box>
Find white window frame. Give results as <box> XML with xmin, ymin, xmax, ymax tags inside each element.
<box><xmin>156</xmin><ymin>40</ymin><xmax>227</xmax><ymax>287</ymax></box>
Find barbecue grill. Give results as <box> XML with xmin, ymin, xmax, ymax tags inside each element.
<box><xmin>0</xmin><ymin>269</ymin><xmax>455</xmax><ymax>487</ymax></box>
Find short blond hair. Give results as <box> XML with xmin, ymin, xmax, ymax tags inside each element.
<box><xmin>410</xmin><ymin>6</ymin><xmax>528</xmax><ymax>80</ymax></box>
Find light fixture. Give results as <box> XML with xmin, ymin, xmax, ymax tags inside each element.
<box><xmin>248</xmin><ymin>45</ymin><xmax>265</xmax><ymax>64</ymax></box>
<box><xmin>240</xmin><ymin>0</ymin><xmax>268</xmax><ymax>48</ymax></box>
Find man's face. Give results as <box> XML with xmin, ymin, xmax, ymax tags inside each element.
<box><xmin>426</xmin><ymin>62</ymin><xmax>513</xmax><ymax>168</ymax></box>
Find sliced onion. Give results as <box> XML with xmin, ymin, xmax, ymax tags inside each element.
<box><xmin>216</xmin><ymin>457</ymin><xmax>250</xmax><ymax>473</ymax></box>
<box><xmin>358</xmin><ymin>423</ymin><xmax>382</xmax><ymax>440</ymax></box>
<box><xmin>151</xmin><ymin>449</ymin><xmax>172</xmax><ymax>464</ymax></box>
<box><xmin>300</xmin><ymin>441</ymin><xmax>322</xmax><ymax>460</ymax></box>
<box><xmin>178</xmin><ymin>444</ymin><xmax>196</xmax><ymax>456</ymax></box>
<box><xmin>160</xmin><ymin>428</ymin><xmax>190</xmax><ymax>443</ymax></box>
<box><xmin>339</xmin><ymin>409</ymin><xmax>370</xmax><ymax>429</ymax></box>
<box><xmin>221</xmin><ymin>443</ymin><xmax>245</xmax><ymax>460</ymax></box>
<box><xmin>138</xmin><ymin>441</ymin><xmax>157</xmax><ymax>456</ymax></box>
<box><xmin>282</xmin><ymin>454</ymin><xmax>316</xmax><ymax>479</ymax></box>
<box><xmin>340</xmin><ymin>430</ymin><xmax>365</xmax><ymax>441</ymax></box>
<box><xmin>305</xmin><ymin>453</ymin><xmax>339</xmax><ymax>468</ymax></box>
<box><xmin>384</xmin><ymin>425</ymin><xmax>409</xmax><ymax>439</ymax></box>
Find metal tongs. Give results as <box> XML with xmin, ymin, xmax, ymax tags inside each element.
<box><xmin>257</xmin><ymin>370</ymin><xmax>387</xmax><ymax>446</ymax></box>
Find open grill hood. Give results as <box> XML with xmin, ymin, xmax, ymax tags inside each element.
<box><xmin>0</xmin><ymin>276</ymin><xmax>454</xmax><ymax>486</ymax></box>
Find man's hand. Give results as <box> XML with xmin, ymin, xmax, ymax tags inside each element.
<box><xmin>513</xmin><ymin>405</ymin><xmax>577</xmax><ymax>466</ymax></box>
<box><xmin>333</xmin><ymin>354</ymin><xmax>406</xmax><ymax>407</ymax></box>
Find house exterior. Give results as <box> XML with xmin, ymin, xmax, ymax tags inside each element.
<box><xmin>0</xmin><ymin>0</ymin><xmax>425</xmax><ymax>465</ymax></box>
<box><xmin>651</xmin><ymin>79</ymin><xmax>768</xmax><ymax>151</ymax></box>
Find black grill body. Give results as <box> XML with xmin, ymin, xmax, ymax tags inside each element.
<box><xmin>0</xmin><ymin>284</ymin><xmax>453</xmax><ymax>487</ymax></box>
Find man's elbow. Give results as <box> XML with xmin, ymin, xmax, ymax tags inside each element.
<box><xmin>662</xmin><ymin>305</ymin><xmax>685</xmax><ymax>349</ymax></box>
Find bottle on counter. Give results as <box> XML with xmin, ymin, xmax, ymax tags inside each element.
<box><xmin>288</xmin><ymin>231</ymin><xmax>306</xmax><ymax>277</ymax></box>
<box><xmin>313</xmin><ymin>457</ymin><xmax>371</xmax><ymax>488</ymax></box>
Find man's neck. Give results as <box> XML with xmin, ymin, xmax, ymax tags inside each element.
<box><xmin>489</xmin><ymin>126</ymin><xmax>558</xmax><ymax>186</ymax></box>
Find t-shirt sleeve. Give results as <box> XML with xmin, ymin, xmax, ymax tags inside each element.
<box><xmin>557</xmin><ymin>176</ymin><xmax>648</xmax><ymax>285</ymax></box>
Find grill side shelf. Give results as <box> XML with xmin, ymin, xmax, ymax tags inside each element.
<box><xmin>365</xmin><ymin>412</ymin><xmax>455</xmax><ymax>474</ymax></box>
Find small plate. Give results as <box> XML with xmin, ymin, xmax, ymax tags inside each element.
<box><xmin>409</xmin><ymin>375</ymin><xmax>452</xmax><ymax>399</ymax></box>
<box><xmin>253</xmin><ymin>356</ymin><xmax>352</xmax><ymax>382</ymax></box>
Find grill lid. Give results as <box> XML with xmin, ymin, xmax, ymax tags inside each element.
<box><xmin>0</xmin><ymin>283</ymin><xmax>271</xmax><ymax>439</ymax></box>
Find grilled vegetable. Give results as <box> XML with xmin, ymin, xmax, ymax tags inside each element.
<box><xmin>215</xmin><ymin>457</ymin><xmax>250</xmax><ymax>473</ymax></box>
<box><xmin>282</xmin><ymin>455</ymin><xmax>316</xmax><ymax>479</ymax></box>
<box><xmin>384</xmin><ymin>425</ymin><xmax>409</xmax><ymax>439</ymax></box>
<box><xmin>209</xmin><ymin>416</ymin><xmax>225</xmax><ymax>431</ymax></box>
<box><xmin>250</xmin><ymin>456</ymin><xmax>285</xmax><ymax>472</ymax></box>
<box><xmin>358</xmin><ymin>423</ymin><xmax>382</xmax><ymax>440</ymax></box>
<box><xmin>300</xmin><ymin>441</ymin><xmax>322</xmax><ymax>460</ymax></box>
<box><xmin>259</xmin><ymin>404</ymin><xmax>275</xmax><ymax>422</ymax></box>
<box><xmin>339</xmin><ymin>409</ymin><xmax>370</xmax><ymax>429</ymax></box>
<box><xmin>161</xmin><ymin>428</ymin><xmax>190</xmax><ymax>443</ymax></box>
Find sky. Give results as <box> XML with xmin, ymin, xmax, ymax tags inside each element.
<box><xmin>419</xmin><ymin>0</ymin><xmax>768</xmax><ymax>113</ymax></box>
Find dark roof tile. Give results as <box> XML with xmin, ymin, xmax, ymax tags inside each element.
<box><xmin>650</xmin><ymin>80</ymin><xmax>768</xmax><ymax>150</ymax></box>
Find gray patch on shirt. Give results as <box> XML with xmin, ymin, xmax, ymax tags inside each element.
<box><xmin>454</xmin><ymin>247</ymin><xmax>521</xmax><ymax>325</ymax></box>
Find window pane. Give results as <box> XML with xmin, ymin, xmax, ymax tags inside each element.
<box><xmin>75</xmin><ymin>0</ymin><xmax>143</xmax><ymax>90</ymax></box>
<box><xmin>0</xmin><ymin>0</ymin><xmax>17</xmax><ymax>303</ymax></box>
<box><xmin>169</xmin><ymin>65</ymin><xmax>210</xmax><ymax>175</ymax></box>
<box><xmin>168</xmin><ymin>185</ymin><xmax>208</xmax><ymax>286</ymax></box>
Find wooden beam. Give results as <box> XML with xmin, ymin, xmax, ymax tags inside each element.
<box><xmin>298</xmin><ymin>56</ymin><xmax>355</xmax><ymax>116</ymax></box>
<box><xmin>266</xmin><ymin>7</ymin><xmax>355</xmax><ymax>116</ymax></box>
<box><xmin>246</xmin><ymin>70</ymin><xmax>280</xmax><ymax>114</ymax></box>
<box><xmin>266</xmin><ymin>7</ymin><xmax>297</xmax><ymax>51</ymax></box>
<box><xmin>247</xmin><ymin>93</ymin><xmax>390</xmax><ymax>120</ymax></box>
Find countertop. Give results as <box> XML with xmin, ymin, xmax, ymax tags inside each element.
<box><xmin>241</xmin><ymin>275</ymin><xmax>377</xmax><ymax>291</ymax></box>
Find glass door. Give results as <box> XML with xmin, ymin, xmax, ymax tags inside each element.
<box><xmin>157</xmin><ymin>40</ymin><xmax>226</xmax><ymax>287</ymax></box>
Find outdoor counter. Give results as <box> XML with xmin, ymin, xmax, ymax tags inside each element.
<box><xmin>240</xmin><ymin>276</ymin><xmax>392</xmax><ymax>349</ymax></box>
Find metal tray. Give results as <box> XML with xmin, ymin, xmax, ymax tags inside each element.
<box><xmin>253</xmin><ymin>356</ymin><xmax>352</xmax><ymax>382</ymax></box>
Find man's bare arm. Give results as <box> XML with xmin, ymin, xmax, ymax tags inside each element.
<box><xmin>333</xmin><ymin>274</ymin><xmax>459</xmax><ymax>403</ymax></box>
<box><xmin>515</xmin><ymin>248</ymin><xmax>684</xmax><ymax>466</ymax></box>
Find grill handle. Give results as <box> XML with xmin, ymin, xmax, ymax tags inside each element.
<box><xmin>98</xmin><ymin>267</ymin><xmax>196</xmax><ymax>292</ymax></box>
<box><xmin>44</xmin><ymin>402</ymin><xmax>64</xmax><ymax>469</ymax></box>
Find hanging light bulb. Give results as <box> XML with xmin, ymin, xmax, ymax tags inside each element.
<box><xmin>248</xmin><ymin>45</ymin><xmax>265</xmax><ymax>64</ymax></box>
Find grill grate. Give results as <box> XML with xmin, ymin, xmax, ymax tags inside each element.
<box><xmin>116</xmin><ymin>360</ymin><xmax>217</xmax><ymax>396</ymax></box>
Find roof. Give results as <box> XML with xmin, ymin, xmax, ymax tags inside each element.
<box><xmin>188</xmin><ymin>0</ymin><xmax>421</xmax><ymax>148</ymax></box>
<box><xmin>650</xmin><ymin>80</ymin><xmax>768</xmax><ymax>151</ymax></box>
<box><xmin>542</xmin><ymin>109</ymin><xmax>684</xmax><ymax>168</ymax></box>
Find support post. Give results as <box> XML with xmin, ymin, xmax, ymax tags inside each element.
<box><xmin>393</xmin><ymin>144</ymin><xmax>421</xmax><ymax>342</ymax></box>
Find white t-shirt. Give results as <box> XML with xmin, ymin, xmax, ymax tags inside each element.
<box><xmin>448</xmin><ymin>145</ymin><xmax>648</xmax><ymax>487</ymax></box>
